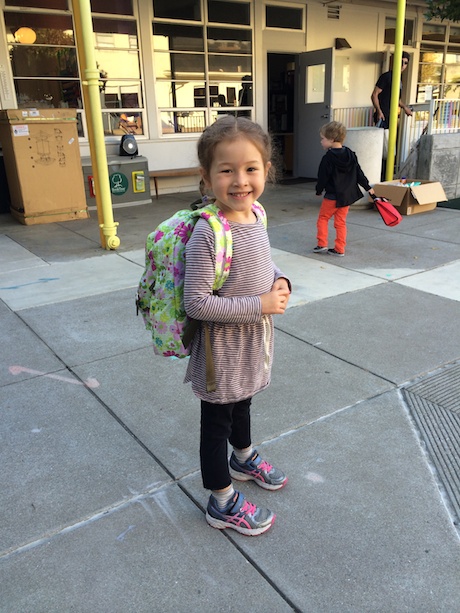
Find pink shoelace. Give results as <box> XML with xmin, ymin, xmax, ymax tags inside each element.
<box><xmin>258</xmin><ymin>460</ymin><xmax>273</xmax><ymax>472</ymax></box>
<box><xmin>240</xmin><ymin>500</ymin><xmax>257</xmax><ymax>516</ymax></box>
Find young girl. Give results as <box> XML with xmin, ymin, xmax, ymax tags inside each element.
<box><xmin>184</xmin><ymin>116</ymin><xmax>291</xmax><ymax>536</ymax></box>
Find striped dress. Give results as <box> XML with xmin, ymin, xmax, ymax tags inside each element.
<box><xmin>183</xmin><ymin>210</ymin><xmax>288</xmax><ymax>404</ymax></box>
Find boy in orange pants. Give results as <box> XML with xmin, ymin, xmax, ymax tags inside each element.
<box><xmin>314</xmin><ymin>121</ymin><xmax>374</xmax><ymax>256</ymax></box>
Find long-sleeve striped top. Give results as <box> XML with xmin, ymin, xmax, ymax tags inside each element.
<box><xmin>183</xmin><ymin>211</ymin><xmax>287</xmax><ymax>404</ymax></box>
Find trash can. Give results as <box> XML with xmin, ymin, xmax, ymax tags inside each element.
<box><xmin>81</xmin><ymin>154</ymin><xmax>151</xmax><ymax>209</ymax></box>
<box><xmin>0</xmin><ymin>108</ymin><xmax>88</xmax><ymax>225</ymax></box>
<box><xmin>346</xmin><ymin>127</ymin><xmax>384</xmax><ymax>209</ymax></box>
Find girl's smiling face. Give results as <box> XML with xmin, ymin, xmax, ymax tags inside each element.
<box><xmin>203</xmin><ymin>135</ymin><xmax>270</xmax><ymax>223</ymax></box>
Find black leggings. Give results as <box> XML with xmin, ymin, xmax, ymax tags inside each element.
<box><xmin>200</xmin><ymin>397</ymin><xmax>252</xmax><ymax>490</ymax></box>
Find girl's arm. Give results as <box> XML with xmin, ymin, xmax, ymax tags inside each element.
<box><xmin>184</xmin><ymin>222</ymin><xmax>291</xmax><ymax>321</ymax></box>
<box><xmin>272</xmin><ymin>264</ymin><xmax>292</xmax><ymax>297</ymax></box>
<box><xmin>184</xmin><ymin>221</ymin><xmax>262</xmax><ymax>324</ymax></box>
<box><xmin>262</xmin><ymin>265</ymin><xmax>291</xmax><ymax>314</ymax></box>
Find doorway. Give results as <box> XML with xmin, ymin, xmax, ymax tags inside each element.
<box><xmin>267</xmin><ymin>53</ymin><xmax>295</xmax><ymax>177</ymax></box>
<box><xmin>268</xmin><ymin>49</ymin><xmax>334</xmax><ymax>180</ymax></box>
<box><xmin>293</xmin><ymin>48</ymin><xmax>334</xmax><ymax>178</ymax></box>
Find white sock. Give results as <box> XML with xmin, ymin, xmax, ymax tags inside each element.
<box><xmin>212</xmin><ymin>485</ymin><xmax>235</xmax><ymax>510</ymax></box>
<box><xmin>233</xmin><ymin>446</ymin><xmax>253</xmax><ymax>464</ymax></box>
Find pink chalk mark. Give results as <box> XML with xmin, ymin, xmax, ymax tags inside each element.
<box><xmin>9</xmin><ymin>365</ymin><xmax>100</xmax><ymax>388</ymax></box>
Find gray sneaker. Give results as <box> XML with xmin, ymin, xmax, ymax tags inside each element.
<box><xmin>327</xmin><ymin>248</ymin><xmax>344</xmax><ymax>257</ymax></box>
<box><xmin>313</xmin><ymin>245</ymin><xmax>328</xmax><ymax>253</ymax></box>
<box><xmin>206</xmin><ymin>491</ymin><xmax>275</xmax><ymax>536</ymax></box>
<box><xmin>230</xmin><ymin>450</ymin><xmax>288</xmax><ymax>490</ymax></box>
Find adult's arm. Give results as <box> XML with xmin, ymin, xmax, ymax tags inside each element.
<box><xmin>371</xmin><ymin>84</ymin><xmax>384</xmax><ymax>121</ymax></box>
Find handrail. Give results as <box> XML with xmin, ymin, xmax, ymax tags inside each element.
<box><xmin>333</xmin><ymin>101</ymin><xmax>460</xmax><ymax>172</ymax></box>
<box><xmin>399</xmin><ymin>99</ymin><xmax>460</xmax><ymax>166</ymax></box>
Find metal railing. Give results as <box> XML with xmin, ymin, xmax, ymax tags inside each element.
<box><xmin>333</xmin><ymin>101</ymin><xmax>460</xmax><ymax>171</ymax></box>
<box><xmin>332</xmin><ymin>106</ymin><xmax>374</xmax><ymax>128</ymax></box>
<box><xmin>399</xmin><ymin>104</ymin><xmax>429</xmax><ymax>168</ymax></box>
<box><xmin>428</xmin><ymin>98</ymin><xmax>460</xmax><ymax>134</ymax></box>
<box><xmin>400</xmin><ymin>99</ymin><xmax>460</xmax><ymax>168</ymax></box>
<box><xmin>333</xmin><ymin>100</ymin><xmax>460</xmax><ymax>133</ymax></box>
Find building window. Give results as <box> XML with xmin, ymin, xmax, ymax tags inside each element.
<box><xmin>94</xmin><ymin>17</ymin><xmax>144</xmax><ymax>137</ymax></box>
<box><xmin>90</xmin><ymin>0</ymin><xmax>134</xmax><ymax>15</ymax></box>
<box><xmin>417</xmin><ymin>22</ymin><xmax>460</xmax><ymax>102</ymax></box>
<box><xmin>5</xmin><ymin>0</ymin><xmax>67</xmax><ymax>8</ymax></box>
<box><xmin>384</xmin><ymin>17</ymin><xmax>414</xmax><ymax>45</ymax></box>
<box><xmin>153</xmin><ymin>0</ymin><xmax>253</xmax><ymax>135</ymax></box>
<box><xmin>6</xmin><ymin>12</ymin><xmax>79</xmax><ymax>111</ymax></box>
<box><xmin>422</xmin><ymin>22</ymin><xmax>446</xmax><ymax>42</ymax></box>
<box><xmin>4</xmin><ymin>0</ymin><xmax>143</xmax><ymax>139</ymax></box>
<box><xmin>265</xmin><ymin>5</ymin><xmax>303</xmax><ymax>30</ymax></box>
<box><xmin>209</xmin><ymin>0</ymin><xmax>250</xmax><ymax>25</ymax></box>
<box><xmin>153</xmin><ymin>0</ymin><xmax>201</xmax><ymax>21</ymax></box>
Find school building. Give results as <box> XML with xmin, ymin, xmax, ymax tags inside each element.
<box><xmin>0</xmin><ymin>0</ymin><xmax>459</xmax><ymax>195</ymax></box>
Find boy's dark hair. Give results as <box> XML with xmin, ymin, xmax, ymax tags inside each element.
<box><xmin>402</xmin><ymin>51</ymin><xmax>410</xmax><ymax>62</ymax></box>
<box><xmin>320</xmin><ymin>121</ymin><xmax>347</xmax><ymax>144</ymax></box>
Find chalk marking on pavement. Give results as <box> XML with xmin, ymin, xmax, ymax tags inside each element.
<box><xmin>0</xmin><ymin>481</ymin><xmax>171</xmax><ymax>561</ymax></box>
<box><xmin>0</xmin><ymin>277</ymin><xmax>59</xmax><ymax>290</ymax></box>
<box><xmin>116</xmin><ymin>525</ymin><xmax>136</xmax><ymax>542</ymax></box>
<box><xmin>9</xmin><ymin>365</ymin><xmax>100</xmax><ymax>388</ymax></box>
<box><xmin>305</xmin><ymin>471</ymin><xmax>325</xmax><ymax>484</ymax></box>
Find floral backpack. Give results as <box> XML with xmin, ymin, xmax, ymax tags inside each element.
<box><xmin>136</xmin><ymin>201</ymin><xmax>267</xmax><ymax>360</ymax></box>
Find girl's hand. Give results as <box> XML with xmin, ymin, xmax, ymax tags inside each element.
<box><xmin>261</xmin><ymin>279</ymin><xmax>291</xmax><ymax>314</ymax></box>
<box><xmin>272</xmin><ymin>278</ymin><xmax>290</xmax><ymax>294</ymax></box>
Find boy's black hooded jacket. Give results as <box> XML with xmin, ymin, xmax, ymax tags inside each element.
<box><xmin>315</xmin><ymin>146</ymin><xmax>371</xmax><ymax>207</ymax></box>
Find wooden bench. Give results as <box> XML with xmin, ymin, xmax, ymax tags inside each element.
<box><xmin>149</xmin><ymin>167</ymin><xmax>200</xmax><ymax>199</ymax></box>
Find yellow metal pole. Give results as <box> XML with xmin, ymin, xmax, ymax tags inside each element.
<box><xmin>72</xmin><ymin>0</ymin><xmax>120</xmax><ymax>249</ymax></box>
<box><xmin>386</xmin><ymin>0</ymin><xmax>406</xmax><ymax>181</ymax></box>
<box><xmin>71</xmin><ymin>5</ymin><xmax>104</xmax><ymax>247</ymax></box>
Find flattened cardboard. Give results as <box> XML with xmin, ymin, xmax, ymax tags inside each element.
<box><xmin>0</xmin><ymin>108</ymin><xmax>88</xmax><ymax>225</ymax></box>
<box><xmin>0</xmin><ymin>108</ymin><xmax>79</xmax><ymax>122</ymax></box>
<box><xmin>410</xmin><ymin>182</ymin><xmax>447</xmax><ymax>205</ymax></box>
<box><xmin>373</xmin><ymin>180</ymin><xmax>447</xmax><ymax>215</ymax></box>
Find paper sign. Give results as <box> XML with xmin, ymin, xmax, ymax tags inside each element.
<box><xmin>13</xmin><ymin>125</ymin><xmax>29</xmax><ymax>136</ymax></box>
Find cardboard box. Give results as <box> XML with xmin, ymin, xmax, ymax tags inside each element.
<box><xmin>0</xmin><ymin>108</ymin><xmax>88</xmax><ymax>225</ymax></box>
<box><xmin>373</xmin><ymin>180</ymin><xmax>447</xmax><ymax>215</ymax></box>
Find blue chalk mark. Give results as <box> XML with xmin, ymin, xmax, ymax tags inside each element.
<box><xmin>0</xmin><ymin>277</ymin><xmax>59</xmax><ymax>290</ymax></box>
<box><xmin>116</xmin><ymin>525</ymin><xmax>136</xmax><ymax>542</ymax></box>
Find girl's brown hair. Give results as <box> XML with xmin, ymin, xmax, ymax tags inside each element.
<box><xmin>197</xmin><ymin>115</ymin><xmax>277</xmax><ymax>183</ymax></box>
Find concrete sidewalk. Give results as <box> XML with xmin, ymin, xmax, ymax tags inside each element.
<box><xmin>1</xmin><ymin>182</ymin><xmax>460</xmax><ymax>612</ymax></box>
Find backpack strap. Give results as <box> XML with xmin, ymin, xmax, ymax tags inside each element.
<box><xmin>199</xmin><ymin>204</ymin><xmax>233</xmax><ymax>291</ymax></box>
<box><xmin>204</xmin><ymin>322</ymin><xmax>216</xmax><ymax>392</ymax></box>
<box><xmin>252</xmin><ymin>201</ymin><xmax>267</xmax><ymax>229</ymax></box>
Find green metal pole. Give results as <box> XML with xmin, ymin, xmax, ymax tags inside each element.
<box><xmin>386</xmin><ymin>0</ymin><xmax>406</xmax><ymax>181</ymax></box>
<box><xmin>72</xmin><ymin>0</ymin><xmax>120</xmax><ymax>249</ymax></box>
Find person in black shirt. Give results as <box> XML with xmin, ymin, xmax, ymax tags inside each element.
<box><xmin>371</xmin><ymin>52</ymin><xmax>412</xmax><ymax>130</ymax></box>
